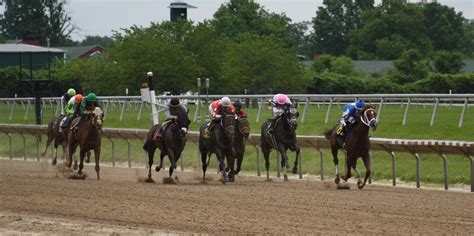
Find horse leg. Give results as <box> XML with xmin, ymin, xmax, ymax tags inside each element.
<box><xmin>216</xmin><ymin>150</ymin><xmax>228</xmax><ymax>183</ymax></box>
<box><xmin>167</xmin><ymin>148</ymin><xmax>179</xmax><ymax>183</ymax></box>
<box><xmin>78</xmin><ymin>149</ymin><xmax>86</xmax><ymax>176</ymax></box>
<box><xmin>226</xmin><ymin>152</ymin><xmax>235</xmax><ymax>182</ymax></box>
<box><xmin>146</xmin><ymin>147</ymin><xmax>156</xmax><ymax>178</ymax></box>
<box><xmin>235</xmin><ymin>153</ymin><xmax>243</xmax><ymax>175</ymax></box>
<box><xmin>359</xmin><ymin>154</ymin><xmax>371</xmax><ymax>189</ymax></box>
<box><xmin>292</xmin><ymin>146</ymin><xmax>301</xmax><ymax>174</ymax></box>
<box><xmin>262</xmin><ymin>148</ymin><xmax>271</xmax><ymax>180</ymax></box>
<box><xmin>200</xmin><ymin>150</ymin><xmax>208</xmax><ymax>181</ymax></box>
<box><xmin>66</xmin><ymin>142</ymin><xmax>77</xmax><ymax>168</ymax></box>
<box><xmin>341</xmin><ymin>154</ymin><xmax>354</xmax><ymax>182</ymax></box>
<box><xmin>85</xmin><ymin>151</ymin><xmax>91</xmax><ymax>163</ymax></box>
<box><xmin>155</xmin><ymin>151</ymin><xmax>165</xmax><ymax>172</ymax></box>
<box><xmin>332</xmin><ymin>147</ymin><xmax>340</xmax><ymax>184</ymax></box>
<box><xmin>94</xmin><ymin>148</ymin><xmax>100</xmax><ymax>180</ymax></box>
<box><xmin>352</xmin><ymin>162</ymin><xmax>362</xmax><ymax>187</ymax></box>
<box><xmin>41</xmin><ymin>136</ymin><xmax>53</xmax><ymax>157</ymax></box>
<box><xmin>280</xmin><ymin>149</ymin><xmax>289</xmax><ymax>182</ymax></box>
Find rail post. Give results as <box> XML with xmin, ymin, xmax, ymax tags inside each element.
<box><xmin>317</xmin><ymin>149</ymin><xmax>324</xmax><ymax>180</ymax></box>
<box><xmin>301</xmin><ymin>97</ymin><xmax>309</xmax><ymax>123</ymax></box>
<box><xmin>125</xmin><ymin>139</ymin><xmax>131</xmax><ymax>168</ymax></box>
<box><xmin>298</xmin><ymin>148</ymin><xmax>303</xmax><ymax>179</ymax></box>
<box><xmin>430</xmin><ymin>98</ymin><xmax>439</xmax><ymax>126</ymax></box>
<box><xmin>24</xmin><ymin>100</ymin><xmax>31</xmax><ymax>120</ymax></box>
<box><xmin>402</xmin><ymin>97</ymin><xmax>411</xmax><ymax>125</ymax></box>
<box><xmin>276</xmin><ymin>152</ymin><xmax>280</xmax><ymax>178</ymax></box>
<box><xmin>256</xmin><ymin>98</ymin><xmax>263</xmax><ymax>123</ymax></box>
<box><xmin>103</xmin><ymin>100</ymin><xmax>109</xmax><ymax>120</ymax></box>
<box><xmin>390</xmin><ymin>151</ymin><xmax>396</xmax><ymax>186</ymax></box>
<box><xmin>376</xmin><ymin>97</ymin><xmax>384</xmax><ymax>122</ymax></box>
<box><xmin>34</xmin><ymin>135</ymin><xmax>40</xmax><ymax>161</ymax></box>
<box><xmin>137</xmin><ymin>102</ymin><xmax>144</xmax><ymax>121</ymax></box>
<box><xmin>325</xmin><ymin>97</ymin><xmax>333</xmax><ymax>124</ymax></box>
<box><xmin>414</xmin><ymin>153</ymin><xmax>421</xmax><ymax>188</ymax></box>
<box><xmin>9</xmin><ymin>101</ymin><xmax>16</xmax><ymax>121</ymax></box>
<box><xmin>106</xmin><ymin>135</ymin><xmax>115</xmax><ymax>167</ymax></box>
<box><xmin>7</xmin><ymin>133</ymin><xmax>12</xmax><ymax>159</ymax></box>
<box><xmin>119</xmin><ymin>100</ymin><xmax>126</xmax><ymax>121</ymax></box>
<box><xmin>467</xmin><ymin>155</ymin><xmax>474</xmax><ymax>192</ymax></box>
<box><xmin>458</xmin><ymin>97</ymin><xmax>468</xmax><ymax>128</ymax></box>
<box><xmin>20</xmin><ymin>133</ymin><xmax>27</xmax><ymax>160</ymax></box>
<box><xmin>439</xmin><ymin>153</ymin><xmax>449</xmax><ymax>190</ymax></box>
<box><xmin>256</xmin><ymin>146</ymin><xmax>261</xmax><ymax>177</ymax></box>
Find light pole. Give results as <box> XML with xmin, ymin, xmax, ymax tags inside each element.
<box><xmin>194</xmin><ymin>77</ymin><xmax>201</xmax><ymax>122</ymax></box>
<box><xmin>205</xmin><ymin>78</ymin><xmax>210</xmax><ymax>104</ymax></box>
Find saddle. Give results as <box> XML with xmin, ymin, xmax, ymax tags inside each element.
<box><xmin>153</xmin><ymin>119</ymin><xmax>175</xmax><ymax>141</ymax></box>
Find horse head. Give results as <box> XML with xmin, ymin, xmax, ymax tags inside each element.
<box><xmin>361</xmin><ymin>105</ymin><xmax>377</xmax><ymax>130</ymax></box>
<box><xmin>91</xmin><ymin>107</ymin><xmax>104</xmax><ymax>130</ymax></box>
<box><xmin>284</xmin><ymin>105</ymin><xmax>299</xmax><ymax>131</ymax></box>
<box><xmin>221</xmin><ymin>108</ymin><xmax>236</xmax><ymax>139</ymax></box>
<box><xmin>237</xmin><ymin>117</ymin><xmax>250</xmax><ymax>139</ymax></box>
<box><xmin>176</xmin><ymin>110</ymin><xmax>191</xmax><ymax>137</ymax></box>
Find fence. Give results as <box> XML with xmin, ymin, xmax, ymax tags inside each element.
<box><xmin>1</xmin><ymin>124</ymin><xmax>473</xmax><ymax>192</ymax></box>
<box><xmin>1</xmin><ymin>93</ymin><xmax>473</xmax><ymax>127</ymax></box>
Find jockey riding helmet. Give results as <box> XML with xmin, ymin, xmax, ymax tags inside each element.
<box><xmin>75</xmin><ymin>94</ymin><xmax>84</xmax><ymax>103</ymax></box>
<box><xmin>86</xmin><ymin>93</ymin><xmax>97</xmax><ymax>102</ymax></box>
<box><xmin>355</xmin><ymin>100</ymin><xmax>365</xmax><ymax>110</ymax></box>
<box><xmin>276</xmin><ymin>94</ymin><xmax>288</xmax><ymax>105</ymax></box>
<box><xmin>170</xmin><ymin>98</ymin><xmax>180</xmax><ymax>107</ymax></box>
<box><xmin>67</xmin><ymin>88</ymin><xmax>76</xmax><ymax>97</ymax></box>
<box><xmin>220</xmin><ymin>96</ymin><xmax>231</xmax><ymax>107</ymax></box>
<box><xmin>233</xmin><ymin>100</ymin><xmax>242</xmax><ymax>110</ymax></box>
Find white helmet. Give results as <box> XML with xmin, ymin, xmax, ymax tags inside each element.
<box><xmin>220</xmin><ymin>96</ymin><xmax>231</xmax><ymax>107</ymax></box>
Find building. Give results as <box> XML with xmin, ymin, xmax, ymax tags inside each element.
<box><xmin>59</xmin><ymin>44</ymin><xmax>105</xmax><ymax>60</ymax></box>
<box><xmin>0</xmin><ymin>43</ymin><xmax>64</xmax><ymax>69</ymax></box>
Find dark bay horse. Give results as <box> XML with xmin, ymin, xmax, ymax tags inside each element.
<box><xmin>324</xmin><ymin>105</ymin><xmax>377</xmax><ymax>189</ymax></box>
<box><xmin>67</xmin><ymin>107</ymin><xmax>104</xmax><ymax>180</ymax></box>
<box><xmin>260</xmin><ymin>105</ymin><xmax>300</xmax><ymax>181</ymax></box>
<box><xmin>42</xmin><ymin>114</ymin><xmax>67</xmax><ymax>166</ymax></box>
<box><xmin>233</xmin><ymin>116</ymin><xmax>250</xmax><ymax>175</ymax></box>
<box><xmin>142</xmin><ymin>111</ymin><xmax>190</xmax><ymax>183</ymax></box>
<box><xmin>199</xmin><ymin>110</ymin><xmax>236</xmax><ymax>183</ymax></box>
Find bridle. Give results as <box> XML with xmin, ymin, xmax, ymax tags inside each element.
<box><xmin>360</xmin><ymin>108</ymin><xmax>376</xmax><ymax>127</ymax></box>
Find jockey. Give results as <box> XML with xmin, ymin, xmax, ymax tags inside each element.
<box><xmin>60</xmin><ymin>88</ymin><xmax>76</xmax><ymax>115</ymax></box>
<box><xmin>60</xmin><ymin>94</ymin><xmax>83</xmax><ymax>133</ymax></box>
<box><xmin>203</xmin><ymin>96</ymin><xmax>234</xmax><ymax>138</ymax></box>
<box><xmin>337</xmin><ymin>99</ymin><xmax>365</xmax><ymax>137</ymax></box>
<box><xmin>233</xmin><ymin>100</ymin><xmax>247</xmax><ymax>118</ymax></box>
<box><xmin>153</xmin><ymin>98</ymin><xmax>188</xmax><ymax>141</ymax></box>
<box><xmin>266</xmin><ymin>93</ymin><xmax>292</xmax><ymax>136</ymax></box>
<box><xmin>79</xmin><ymin>92</ymin><xmax>100</xmax><ymax>116</ymax></box>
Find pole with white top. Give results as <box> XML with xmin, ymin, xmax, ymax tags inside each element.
<box><xmin>147</xmin><ymin>72</ymin><xmax>159</xmax><ymax>125</ymax></box>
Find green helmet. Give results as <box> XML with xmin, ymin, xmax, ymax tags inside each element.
<box><xmin>67</xmin><ymin>88</ymin><xmax>76</xmax><ymax>97</ymax></box>
<box><xmin>86</xmin><ymin>93</ymin><xmax>97</xmax><ymax>102</ymax></box>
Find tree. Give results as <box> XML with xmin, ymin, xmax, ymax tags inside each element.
<box><xmin>289</xmin><ymin>21</ymin><xmax>312</xmax><ymax>56</ymax></box>
<box><xmin>44</xmin><ymin>0</ymin><xmax>76</xmax><ymax>46</ymax></box>
<box><xmin>348</xmin><ymin>0</ymin><xmax>432</xmax><ymax>60</ymax></box>
<box><xmin>432</xmin><ymin>51</ymin><xmax>465</xmax><ymax>74</ymax></box>
<box><xmin>421</xmin><ymin>2</ymin><xmax>466</xmax><ymax>53</ymax></box>
<box><xmin>312</xmin><ymin>0</ymin><xmax>374</xmax><ymax>56</ymax></box>
<box><xmin>211</xmin><ymin>0</ymin><xmax>293</xmax><ymax>47</ymax></box>
<box><xmin>0</xmin><ymin>0</ymin><xmax>76</xmax><ymax>46</ymax></box>
<box><xmin>0</xmin><ymin>0</ymin><xmax>50</xmax><ymax>43</ymax></box>
<box><xmin>80</xmin><ymin>35</ymin><xmax>115</xmax><ymax>48</ymax></box>
<box><xmin>392</xmin><ymin>49</ymin><xmax>430</xmax><ymax>84</ymax></box>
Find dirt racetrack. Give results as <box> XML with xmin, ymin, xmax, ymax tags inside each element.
<box><xmin>1</xmin><ymin>159</ymin><xmax>473</xmax><ymax>234</ymax></box>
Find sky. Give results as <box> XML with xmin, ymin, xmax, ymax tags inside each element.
<box><xmin>67</xmin><ymin>0</ymin><xmax>474</xmax><ymax>41</ymax></box>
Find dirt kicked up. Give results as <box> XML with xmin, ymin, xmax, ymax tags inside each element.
<box><xmin>1</xmin><ymin>159</ymin><xmax>473</xmax><ymax>234</ymax></box>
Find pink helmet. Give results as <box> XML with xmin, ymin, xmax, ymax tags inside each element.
<box><xmin>276</xmin><ymin>94</ymin><xmax>287</xmax><ymax>105</ymax></box>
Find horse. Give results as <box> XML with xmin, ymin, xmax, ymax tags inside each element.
<box><xmin>233</xmin><ymin>116</ymin><xmax>250</xmax><ymax>175</ymax></box>
<box><xmin>142</xmin><ymin>110</ymin><xmax>190</xmax><ymax>183</ymax></box>
<box><xmin>260</xmin><ymin>105</ymin><xmax>300</xmax><ymax>181</ymax></box>
<box><xmin>42</xmin><ymin>114</ymin><xmax>68</xmax><ymax>166</ymax></box>
<box><xmin>67</xmin><ymin>107</ymin><xmax>104</xmax><ymax>180</ymax></box>
<box><xmin>324</xmin><ymin>105</ymin><xmax>377</xmax><ymax>189</ymax></box>
<box><xmin>199</xmin><ymin>109</ymin><xmax>236</xmax><ymax>183</ymax></box>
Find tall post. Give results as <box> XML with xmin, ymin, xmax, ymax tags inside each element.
<box><xmin>147</xmin><ymin>72</ymin><xmax>158</xmax><ymax>125</ymax></box>
<box><xmin>194</xmin><ymin>78</ymin><xmax>201</xmax><ymax>122</ymax></box>
<box><xmin>205</xmin><ymin>78</ymin><xmax>210</xmax><ymax>104</ymax></box>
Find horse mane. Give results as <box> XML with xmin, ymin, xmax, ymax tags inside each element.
<box><xmin>324</xmin><ymin>129</ymin><xmax>333</xmax><ymax>139</ymax></box>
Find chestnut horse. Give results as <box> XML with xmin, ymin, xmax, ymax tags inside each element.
<box><xmin>324</xmin><ymin>105</ymin><xmax>377</xmax><ymax>189</ymax></box>
<box><xmin>67</xmin><ymin>107</ymin><xmax>104</xmax><ymax>180</ymax></box>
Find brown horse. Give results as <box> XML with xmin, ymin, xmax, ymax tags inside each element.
<box><xmin>67</xmin><ymin>107</ymin><xmax>104</xmax><ymax>180</ymax></box>
<box><xmin>42</xmin><ymin>114</ymin><xmax>68</xmax><ymax>166</ymax></box>
<box><xmin>142</xmin><ymin>110</ymin><xmax>190</xmax><ymax>183</ymax></box>
<box><xmin>324</xmin><ymin>105</ymin><xmax>377</xmax><ymax>189</ymax></box>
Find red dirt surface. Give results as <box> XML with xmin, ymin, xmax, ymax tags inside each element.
<box><xmin>1</xmin><ymin>160</ymin><xmax>473</xmax><ymax>234</ymax></box>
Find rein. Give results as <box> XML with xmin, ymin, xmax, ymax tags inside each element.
<box><xmin>361</xmin><ymin>108</ymin><xmax>376</xmax><ymax>126</ymax></box>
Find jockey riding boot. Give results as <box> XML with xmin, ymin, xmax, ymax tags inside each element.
<box><xmin>266</xmin><ymin>114</ymin><xmax>279</xmax><ymax>137</ymax></box>
<box><xmin>59</xmin><ymin>117</ymin><xmax>69</xmax><ymax>133</ymax></box>
<box><xmin>203</xmin><ymin>120</ymin><xmax>215</xmax><ymax>139</ymax></box>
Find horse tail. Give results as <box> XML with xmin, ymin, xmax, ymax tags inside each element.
<box><xmin>324</xmin><ymin>129</ymin><xmax>333</xmax><ymax>140</ymax></box>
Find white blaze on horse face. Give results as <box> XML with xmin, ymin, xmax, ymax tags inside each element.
<box><xmin>181</xmin><ymin>127</ymin><xmax>187</xmax><ymax>133</ymax></box>
<box><xmin>93</xmin><ymin>107</ymin><xmax>103</xmax><ymax>126</ymax></box>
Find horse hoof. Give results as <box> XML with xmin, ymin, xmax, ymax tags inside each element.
<box><xmin>85</xmin><ymin>159</ymin><xmax>90</xmax><ymax>164</ymax></box>
<box><xmin>52</xmin><ymin>159</ymin><xmax>57</xmax><ymax>166</ymax></box>
<box><xmin>337</xmin><ymin>181</ymin><xmax>350</xmax><ymax>190</ymax></box>
<box><xmin>155</xmin><ymin>166</ymin><xmax>161</xmax><ymax>172</ymax></box>
<box><xmin>174</xmin><ymin>176</ymin><xmax>180</xmax><ymax>184</ymax></box>
<box><xmin>357</xmin><ymin>181</ymin><xmax>365</xmax><ymax>189</ymax></box>
<box><xmin>334</xmin><ymin>176</ymin><xmax>340</xmax><ymax>184</ymax></box>
<box><xmin>73</xmin><ymin>164</ymin><xmax>78</xmax><ymax>171</ymax></box>
<box><xmin>222</xmin><ymin>175</ymin><xmax>229</xmax><ymax>183</ymax></box>
<box><xmin>292</xmin><ymin>167</ymin><xmax>297</xmax><ymax>174</ymax></box>
<box><xmin>283</xmin><ymin>175</ymin><xmax>289</xmax><ymax>182</ymax></box>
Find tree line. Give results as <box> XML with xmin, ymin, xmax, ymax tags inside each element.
<box><xmin>0</xmin><ymin>0</ymin><xmax>473</xmax><ymax>97</ymax></box>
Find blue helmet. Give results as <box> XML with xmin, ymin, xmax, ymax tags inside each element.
<box><xmin>355</xmin><ymin>100</ymin><xmax>365</xmax><ymax>110</ymax></box>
